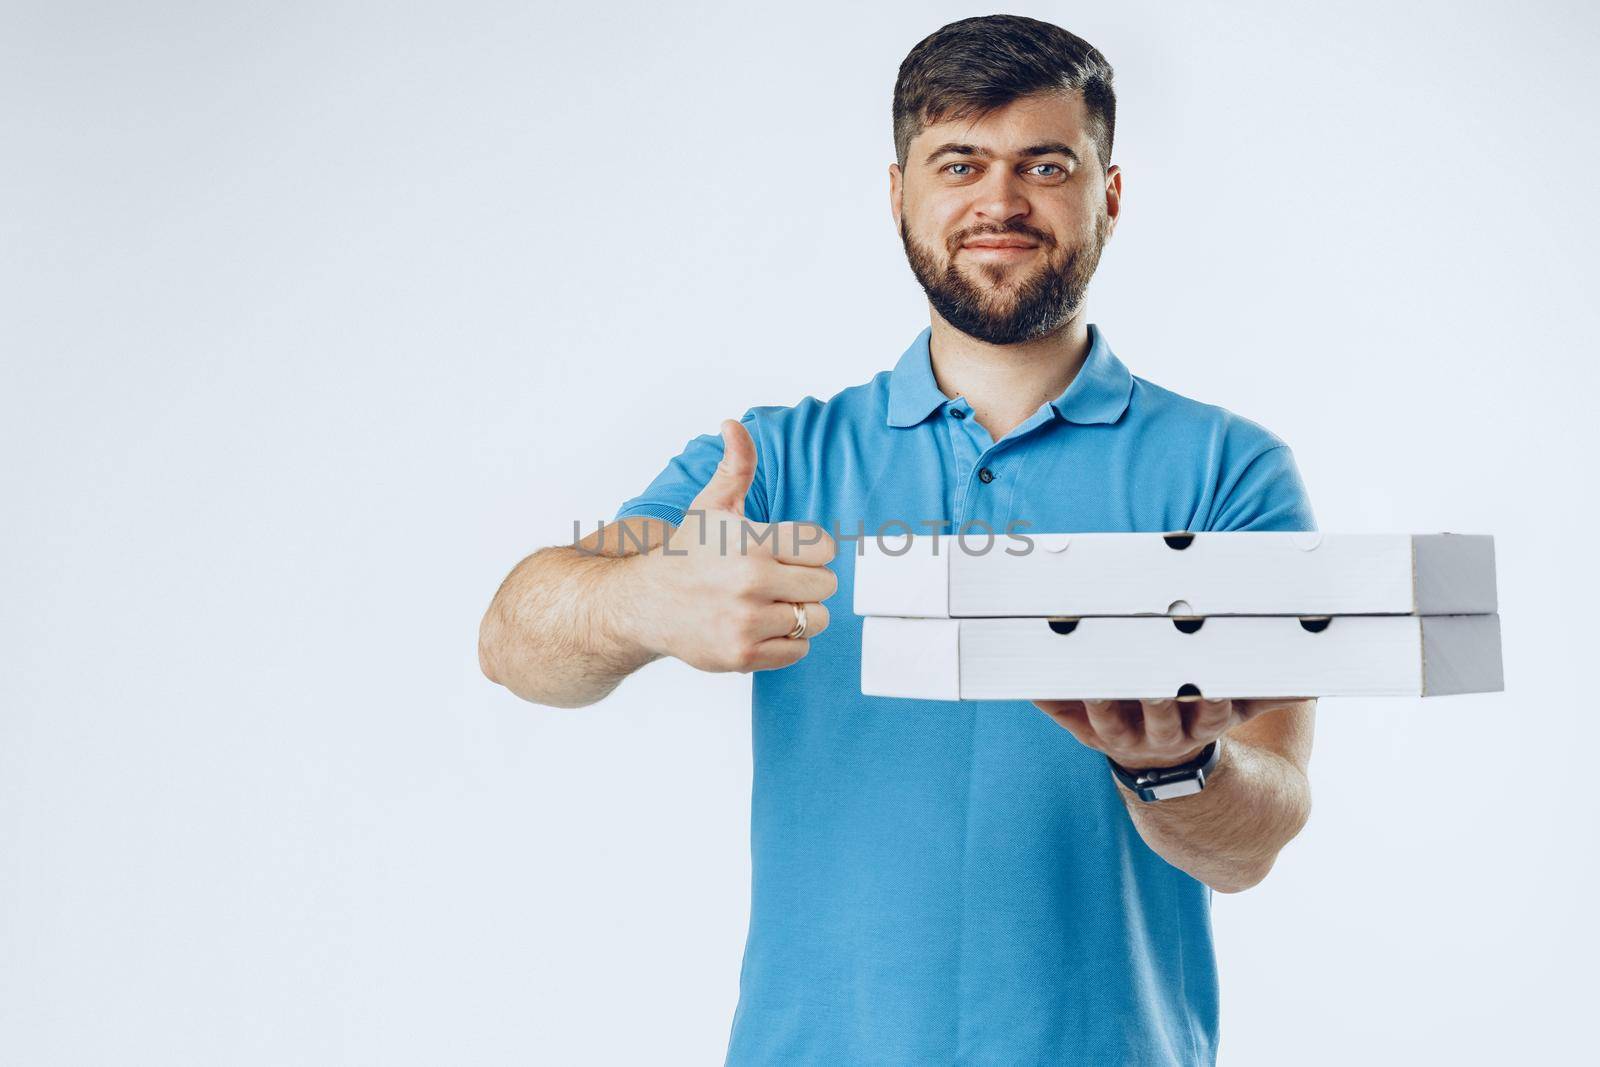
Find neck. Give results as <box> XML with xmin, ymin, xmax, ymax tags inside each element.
<box><xmin>926</xmin><ymin>312</ymin><xmax>1092</xmax><ymax>441</ymax></box>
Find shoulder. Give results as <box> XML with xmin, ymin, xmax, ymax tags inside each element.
<box><xmin>1126</xmin><ymin>372</ymin><xmax>1293</xmax><ymax>468</ymax></box>
<box><xmin>742</xmin><ymin>367</ymin><xmax>893</xmax><ymax>440</ymax></box>
<box><xmin>1123</xmin><ymin>373</ymin><xmax>1315</xmax><ymax>531</ymax></box>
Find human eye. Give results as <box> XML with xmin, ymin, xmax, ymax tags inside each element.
<box><xmin>942</xmin><ymin>162</ymin><xmax>976</xmax><ymax>177</ymax></box>
<box><xmin>1029</xmin><ymin>163</ymin><xmax>1067</xmax><ymax>179</ymax></box>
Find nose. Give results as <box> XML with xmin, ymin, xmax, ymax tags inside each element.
<box><xmin>973</xmin><ymin>168</ymin><xmax>1032</xmax><ymax>225</ymax></box>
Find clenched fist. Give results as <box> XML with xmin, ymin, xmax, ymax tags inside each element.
<box><xmin>631</xmin><ymin>419</ymin><xmax>837</xmax><ymax>673</ymax></box>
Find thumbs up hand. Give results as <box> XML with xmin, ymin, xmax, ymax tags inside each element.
<box><xmin>631</xmin><ymin>419</ymin><xmax>837</xmax><ymax>674</ymax></box>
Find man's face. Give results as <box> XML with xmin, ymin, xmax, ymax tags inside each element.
<box><xmin>890</xmin><ymin>90</ymin><xmax>1119</xmax><ymax>346</ymax></box>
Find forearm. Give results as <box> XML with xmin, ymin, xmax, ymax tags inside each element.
<box><xmin>478</xmin><ymin>545</ymin><xmax>663</xmax><ymax>708</ymax></box>
<box><xmin>1116</xmin><ymin>736</ymin><xmax>1311</xmax><ymax>893</ymax></box>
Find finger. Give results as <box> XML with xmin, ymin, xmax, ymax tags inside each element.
<box><xmin>768</xmin><ymin>561</ymin><xmax>839</xmax><ymax>604</ymax></box>
<box><xmin>756</xmin><ymin>600</ymin><xmax>830</xmax><ymax>640</ymax></box>
<box><xmin>1235</xmin><ymin>697</ymin><xmax>1308</xmax><ymax>723</ymax></box>
<box><xmin>686</xmin><ymin>419</ymin><xmax>759</xmax><ymax>518</ymax></box>
<box><xmin>742</xmin><ymin>635</ymin><xmax>809</xmax><ymax>672</ymax></box>
<box><xmin>1032</xmin><ymin>700</ymin><xmax>1104</xmax><ymax>749</ymax></box>
<box><xmin>766</xmin><ymin>521</ymin><xmax>837</xmax><ymax>567</ymax></box>
<box><xmin>1085</xmin><ymin>699</ymin><xmax>1140</xmax><ymax>745</ymax></box>
<box><xmin>1190</xmin><ymin>697</ymin><xmax>1234</xmax><ymax>737</ymax></box>
<box><xmin>1140</xmin><ymin>698</ymin><xmax>1185</xmax><ymax>747</ymax></box>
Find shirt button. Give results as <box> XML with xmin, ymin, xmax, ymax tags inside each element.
<box><xmin>978</xmin><ymin>467</ymin><xmax>995</xmax><ymax>483</ymax></box>
<box><xmin>950</xmin><ymin>408</ymin><xmax>966</xmax><ymax>419</ymax></box>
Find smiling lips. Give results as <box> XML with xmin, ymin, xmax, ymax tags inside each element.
<box><xmin>962</xmin><ymin>237</ymin><xmax>1040</xmax><ymax>258</ymax></box>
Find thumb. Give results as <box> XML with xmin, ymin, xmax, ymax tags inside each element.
<box><xmin>687</xmin><ymin>418</ymin><xmax>758</xmax><ymax>517</ymax></box>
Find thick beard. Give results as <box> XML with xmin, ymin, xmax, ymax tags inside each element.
<box><xmin>900</xmin><ymin>210</ymin><xmax>1109</xmax><ymax>346</ymax></box>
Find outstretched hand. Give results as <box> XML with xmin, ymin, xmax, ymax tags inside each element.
<box><xmin>1031</xmin><ymin>697</ymin><xmax>1307</xmax><ymax>770</ymax></box>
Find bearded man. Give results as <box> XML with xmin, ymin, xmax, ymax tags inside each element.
<box><xmin>480</xmin><ymin>14</ymin><xmax>1318</xmax><ymax>1065</ymax></box>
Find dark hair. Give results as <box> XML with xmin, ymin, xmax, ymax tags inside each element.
<box><xmin>892</xmin><ymin>15</ymin><xmax>1116</xmax><ymax>174</ymax></box>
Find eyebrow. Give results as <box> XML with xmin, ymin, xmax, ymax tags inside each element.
<box><xmin>922</xmin><ymin>141</ymin><xmax>1081</xmax><ymax>167</ymax></box>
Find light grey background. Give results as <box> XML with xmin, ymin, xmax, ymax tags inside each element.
<box><xmin>3</xmin><ymin>1</ymin><xmax>1595</xmax><ymax>1063</ymax></box>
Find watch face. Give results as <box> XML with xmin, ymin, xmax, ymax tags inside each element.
<box><xmin>1147</xmin><ymin>778</ymin><xmax>1205</xmax><ymax>801</ymax></box>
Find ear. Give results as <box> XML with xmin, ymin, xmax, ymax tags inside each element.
<box><xmin>888</xmin><ymin>162</ymin><xmax>903</xmax><ymax>230</ymax></box>
<box><xmin>1103</xmin><ymin>163</ymin><xmax>1122</xmax><ymax>235</ymax></box>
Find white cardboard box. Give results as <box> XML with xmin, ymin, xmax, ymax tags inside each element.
<box><xmin>859</xmin><ymin>613</ymin><xmax>1504</xmax><ymax>701</ymax></box>
<box><xmin>852</xmin><ymin>532</ymin><xmax>1497</xmax><ymax>618</ymax></box>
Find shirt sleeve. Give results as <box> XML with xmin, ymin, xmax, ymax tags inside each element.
<box><xmin>612</xmin><ymin>406</ymin><xmax>775</xmax><ymax>526</ymax></box>
<box><xmin>1205</xmin><ymin>443</ymin><xmax>1318</xmax><ymax>533</ymax></box>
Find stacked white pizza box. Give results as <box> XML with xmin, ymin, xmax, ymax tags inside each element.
<box><xmin>855</xmin><ymin>532</ymin><xmax>1503</xmax><ymax>701</ymax></box>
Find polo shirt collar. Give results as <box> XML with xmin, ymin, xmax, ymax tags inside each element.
<box><xmin>885</xmin><ymin>322</ymin><xmax>1134</xmax><ymax>428</ymax></box>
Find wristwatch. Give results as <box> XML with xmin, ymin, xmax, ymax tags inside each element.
<box><xmin>1107</xmin><ymin>737</ymin><xmax>1223</xmax><ymax>802</ymax></box>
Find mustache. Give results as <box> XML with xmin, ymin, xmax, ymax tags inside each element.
<box><xmin>950</xmin><ymin>225</ymin><xmax>1053</xmax><ymax>252</ymax></box>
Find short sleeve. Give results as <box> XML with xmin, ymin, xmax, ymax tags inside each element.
<box><xmin>612</xmin><ymin>406</ymin><xmax>775</xmax><ymax>527</ymax></box>
<box><xmin>1205</xmin><ymin>444</ymin><xmax>1318</xmax><ymax>532</ymax></box>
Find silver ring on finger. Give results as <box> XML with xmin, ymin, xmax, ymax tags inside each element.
<box><xmin>786</xmin><ymin>601</ymin><xmax>808</xmax><ymax>640</ymax></box>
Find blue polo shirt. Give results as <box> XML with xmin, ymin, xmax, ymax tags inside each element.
<box><xmin>612</xmin><ymin>323</ymin><xmax>1317</xmax><ymax>1065</ymax></box>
